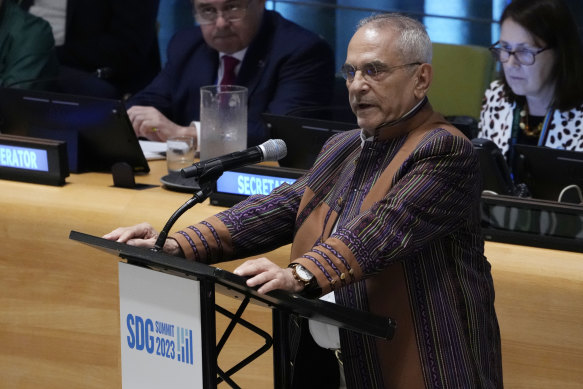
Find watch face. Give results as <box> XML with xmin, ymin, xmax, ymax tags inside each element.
<box><xmin>296</xmin><ymin>265</ymin><xmax>313</xmax><ymax>281</ymax></box>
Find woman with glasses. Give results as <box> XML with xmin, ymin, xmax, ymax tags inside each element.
<box><xmin>478</xmin><ymin>0</ymin><xmax>583</xmax><ymax>169</ymax></box>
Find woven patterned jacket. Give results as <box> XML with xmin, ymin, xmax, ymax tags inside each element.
<box><xmin>172</xmin><ymin>102</ymin><xmax>503</xmax><ymax>388</ymax></box>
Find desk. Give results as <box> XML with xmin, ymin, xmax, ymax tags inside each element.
<box><xmin>1</xmin><ymin>161</ymin><xmax>582</xmax><ymax>388</ymax></box>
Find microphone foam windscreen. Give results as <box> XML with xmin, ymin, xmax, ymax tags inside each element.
<box><xmin>261</xmin><ymin>139</ymin><xmax>287</xmax><ymax>161</ymax></box>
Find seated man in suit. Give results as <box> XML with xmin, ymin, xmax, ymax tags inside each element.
<box><xmin>127</xmin><ymin>0</ymin><xmax>335</xmax><ymax>148</ymax></box>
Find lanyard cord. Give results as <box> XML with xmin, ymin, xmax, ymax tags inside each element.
<box><xmin>510</xmin><ymin>103</ymin><xmax>554</xmax><ymax>148</ymax></box>
<box><xmin>537</xmin><ymin>111</ymin><xmax>553</xmax><ymax>146</ymax></box>
<box><xmin>509</xmin><ymin>103</ymin><xmax>554</xmax><ymax>176</ymax></box>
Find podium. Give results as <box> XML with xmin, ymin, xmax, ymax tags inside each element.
<box><xmin>70</xmin><ymin>230</ymin><xmax>396</xmax><ymax>388</ymax></box>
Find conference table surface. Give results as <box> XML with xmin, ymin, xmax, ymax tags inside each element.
<box><xmin>1</xmin><ymin>160</ymin><xmax>582</xmax><ymax>388</ymax></box>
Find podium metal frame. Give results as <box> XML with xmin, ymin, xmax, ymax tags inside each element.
<box><xmin>70</xmin><ymin>230</ymin><xmax>396</xmax><ymax>389</ymax></box>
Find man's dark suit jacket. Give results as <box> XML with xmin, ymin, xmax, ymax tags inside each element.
<box><xmin>127</xmin><ymin>10</ymin><xmax>336</xmax><ymax>147</ymax></box>
<box><xmin>55</xmin><ymin>0</ymin><xmax>161</xmax><ymax>95</ymax></box>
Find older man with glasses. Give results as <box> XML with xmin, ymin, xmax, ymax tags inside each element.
<box><xmin>126</xmin><ymin>0</ymin><xmax>335</xmax><ymax>148</ymax></box>
<box><xmin>105</xmin><ymin>13</ymin><xmax>502</xmax><ymax>388</ymax></box>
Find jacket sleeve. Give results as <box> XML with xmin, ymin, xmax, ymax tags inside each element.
<box><xmin>477</xmin><ymin>80</ymin><xmax>500</xmax><ymax>139</ymax></box>
<box><xmin>172</xmin><ymin>173</ymin><xmax>309</xmax><ymax>263</ymax></box>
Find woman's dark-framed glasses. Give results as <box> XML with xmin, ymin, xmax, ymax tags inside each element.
<box><xmin>489</xmin><ymin>41</ymin><xmax>550</xmax><ymax>66</ymax></box>
<box><xmin>340</xmin><ymin>61</ymin><xmax>421</xmax><ymax>82</ymax></box>
<box><xmin>194</xmin><ymin>0</ymin><xmax>251</xmax><ymax>25</ymax></box>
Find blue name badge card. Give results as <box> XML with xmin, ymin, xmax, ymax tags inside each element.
<box><xmin>0</xmin><ymin>144</ymin><xmax>49</xmax><ymax>171</ymax></box>
<box><xmin>0</xmin><ymin>134</ymin><xmax>69</xmax><ymax>186</ymax></box>
<box><xmin>210</xmin><ymin>165</ymin><xmax>306</xmax><ymax>207</ymax></box>
<box><xmin>217</xmin><ymin>171</ymin><xmax>297</xmax><ymax>196</ymax></box>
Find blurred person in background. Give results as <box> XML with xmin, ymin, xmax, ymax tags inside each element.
<box><xmin>126</xmin><ymin>0</ymin><xmax>335</xmax><ymax>148</ymax></box>
<box><xmin>0</xmin><ymin>0</ymin><xmax>58</xmax><ymax>89</ymax></box>
<box><xmin>478</xmin><ymin>0</ymin><xmax>583</xmax><ymax>172</ymax></box>
<box><xmin>20</xmin><ymin>0</ymin><xmax>161</xmax><ymax>98</ymax></box>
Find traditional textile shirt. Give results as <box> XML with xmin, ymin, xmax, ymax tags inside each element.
<box><xmin>478</xmin><ymin>80</ymin><xmax>583</xmax><ymax>159</ymax></box>
<box><xmin>173</xmin><ymin>103</ymin><xmax>503</xmax><ymax>388</ymax></box>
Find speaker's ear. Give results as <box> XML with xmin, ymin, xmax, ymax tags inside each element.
<box><xmin>414</xmin><ymin>63</ymin><xmax>432</xmax><ymax>99</ymax></box>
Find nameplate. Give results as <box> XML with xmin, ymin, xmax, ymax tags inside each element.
<box><xmin>210</xmin><ymin>164</ymin><xmax>306</xmax><ymax>207</ymax></box>
<box><xmin>0</xmin><ymin>134</ymin><xmax>69</xmax><ymax>186</ymax></box>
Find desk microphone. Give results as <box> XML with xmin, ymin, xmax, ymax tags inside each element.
<box><xmin>181</xmin><ymin>139</ymin><xmax>287</xmax><ymax>179</ymax></box>
<box><xmin>153</xmin><ymin>139</ymin><xmax>287</xmax><ymax>252</ymax></box>
<box><xmin>5</xmin><ymin>67</ymin><xmax>113</xmax><ymax>88</ymax></box>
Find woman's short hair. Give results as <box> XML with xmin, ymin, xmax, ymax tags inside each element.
<box><xmin>358</xmin><ymin>13</ymin><xmax>433</xmax><ymax>65</ymax></box>
<box><xmin>500</xmin><ymin>0</ymin><xmax>583</xmax><ymax>110</ymax></box>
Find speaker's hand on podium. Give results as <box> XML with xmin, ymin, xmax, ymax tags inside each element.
<box><xmin>102</xmin><ymin>222</ymin><xmax>184</xmax><ymax>257</ymax></box>
<box><xmin>233</xmin><ymin>257</ymin><xmax>303</xmax><ymax>295</ymax></box>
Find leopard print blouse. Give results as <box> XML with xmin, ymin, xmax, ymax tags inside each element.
<box><xmin>478</xmin><ymin>80</ymin><xmax>583</xmax><ymax>158</ymax></box>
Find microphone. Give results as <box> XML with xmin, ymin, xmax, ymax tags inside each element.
<box><xmin>181</xmin><ymin>139</ymin><xmax>287</xmax><ymax>179</ymax></box>
<box><xmin>373</xmin><ymin>96</ymin><xmax>428</xmax><ymax>131</ymax></box>
<box><xmin>5</xmin><ymin>67</ymin><xmax>113</xmax><ymax>88</ymax></box>
<box><xmin>153</xmin><ymin>139</ymin><xmax>286</xmax><ymax>252</ymax></box>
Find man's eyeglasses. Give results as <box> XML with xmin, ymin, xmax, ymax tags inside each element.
<box><xmin>489</xmin><ymin>41</ymin><xmax>550</xmax><ymax>66</ymax></box>
<box><xmin>194</xmin><ymin>0</ymin><xmax>251</xmax><ymax>25</ymax></box>
<box><xmin>340</xmin><ymin>61</ymin><xmax>422</xmax><ymax>82</ymax></box>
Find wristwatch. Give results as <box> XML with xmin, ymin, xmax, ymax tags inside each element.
<box><xmin>288</xmin><ymin>263</ymin><xmax>315</xmax><ymax>288</ymax></box>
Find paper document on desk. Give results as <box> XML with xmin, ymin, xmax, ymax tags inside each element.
<box><xmin>139</xmin><ymin>140</ymin><xmax>166</xmax><ymax>160</ymax></box>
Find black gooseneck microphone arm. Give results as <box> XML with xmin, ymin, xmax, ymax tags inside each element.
<box><xmin>151</xmin><ymin>139</ymin><xmax>287</xmax><ymax>252</ymax></box>
<box><xmin>151</xmin><ymin>165</ymin><xmax>225</xmax><ymax>252</ymax></box>
<box><xmin>151</xmin><ymin>178</ymin><xmax>215</xmax><ymax>252</ymax></box>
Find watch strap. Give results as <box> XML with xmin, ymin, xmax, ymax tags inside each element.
<box><xmin>288</xmin><ymin>263</ymin><xmax>321</xmax><ymax>298</ymax></box>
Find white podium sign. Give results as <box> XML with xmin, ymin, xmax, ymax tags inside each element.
<box><xmin>118</xmin><ymin>262</ymin><xmax>204</xmax><ymax>388</ymax></box>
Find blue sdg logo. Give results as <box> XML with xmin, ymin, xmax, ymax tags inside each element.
<box><xmin>125</xmin><ymin>314</ymin><xmax>194</xmax><ymax>365</ymax></box>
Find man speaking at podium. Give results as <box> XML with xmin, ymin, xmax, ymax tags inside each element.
<box><xmin>105</xmin><ymin>13</ymin><xmax>503</xmax><ymax>389</ymax></box>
